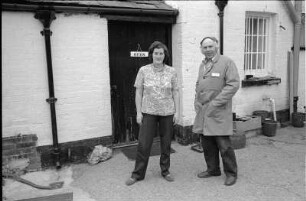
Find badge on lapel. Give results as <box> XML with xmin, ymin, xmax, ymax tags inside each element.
<box><xmin>211</xmin><ymin>73</ymin><xmax>220</xmax><ymax>77</ymax></box>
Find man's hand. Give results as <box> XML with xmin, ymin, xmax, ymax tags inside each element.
<box><xmin>194</xmin><ymin>101</ymin><xmax>203</xmax><ymax>113</ymax></box>
<box><xmin>136</xmin><ymin>113</ymin><xmax>143</xmax><ymax>125</ymax></box>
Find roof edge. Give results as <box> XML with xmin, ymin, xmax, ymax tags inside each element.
<box><xmin>1</xmin><ymin>1</ymin><xmax>179</xmax><ymax>17</ymax></box>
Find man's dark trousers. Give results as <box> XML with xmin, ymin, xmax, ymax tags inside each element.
<box><xmin>200</xmin><ymin>135</ymin><xmax>237</xmax><ymax>177</ymax></box>
<box><xmin>131</xmin><ymin>113</ymin><xmax>173</xmax><ymax>180</ymax></box>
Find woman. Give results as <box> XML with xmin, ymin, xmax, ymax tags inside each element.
<box><xmin>125</xmin><ymin>41</ymin><xmax>179</xmax><ymax>186</ymax></box>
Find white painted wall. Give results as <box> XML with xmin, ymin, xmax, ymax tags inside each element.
<box><xmin>168</xmin><ymin>0</ymin><xmax>297</xmax><ymax>126</ymax></box>
<box><xmin>2</xmin><ymin>0</ymin><xmax>303</xmax><ymax>145</ymax></box>
<box><xmin>224</xmin><ymin>1</ymin><xmax>294</xmax><ymax>116</ymax></box>
<box><xmin>167</xmin><ymin>0</ymin><xmax>219</xmax><ymax>126</ymax></box>
<box><xmin>298</xmin><ymin>52</ymin><xmax>305</xmax><ymax>113</ymax></box>
<box><xmin>2</xmin><ymin>12</ymin><xmax>112</xmax><ymax>146</ymax></box>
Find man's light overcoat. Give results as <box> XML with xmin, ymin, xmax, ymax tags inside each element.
<box><xmin>193</xmin><ymin>53</ymin><xmax>240</xmax><ymax>136</ymax></box>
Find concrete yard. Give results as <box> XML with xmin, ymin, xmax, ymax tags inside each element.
<box><xmin>3</xmin><ymin>126</ymin><xmax>305</xmax><ymax>201</ymax></box>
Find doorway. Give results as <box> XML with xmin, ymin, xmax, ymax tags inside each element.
<box><xmin>108</xmin><ymin>21</ymin><xmax>172</xmax><ymax>145</ymax></box>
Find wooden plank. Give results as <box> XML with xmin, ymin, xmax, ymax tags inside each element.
<box><xmin>15</xmin><ymin>192</ymin><xmax>73</xmax><ymax>201</ymax></box>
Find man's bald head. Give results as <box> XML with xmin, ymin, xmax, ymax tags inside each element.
<box><xmin>200</xmin><ymin>36</ymin><xmax>219</xmax><ymax>59</ymax></box>
<box><xmin>200</xmin><ymin>36</ymin><xmax>219</xmax><ymax>47</ymax></box>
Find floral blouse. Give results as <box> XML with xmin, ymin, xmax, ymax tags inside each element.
<box><xmin>134</xmin><ymin>64</ymin><xmax>178</xmax><ymax>116</ymax></box>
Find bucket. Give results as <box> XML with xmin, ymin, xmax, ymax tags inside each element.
<box><xmin>291</xmin><ymin>112</ymin><xmax>305</xmax><ymax>127</ymax></box>
<box><xmin>262</xmin><ymin>120</ymin><xmax>277</xmax><ymax>137</ymax></box>
<box><xmin>253</xmin><ymin>110</ymin><xmax>270</xmax><ymax>123</ymax></box>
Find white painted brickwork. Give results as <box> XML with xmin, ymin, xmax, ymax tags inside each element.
<box><xmin>2</xmin><ymin>1</ymin><xmax>305</xmax><ymax>145</ymax></box>
<box><xmin>2</xmin><ymin>12</ymin><xmax>111</xmax><ymax>146</ymax></box>
<box><xmin>298</xmin><ymin>52</ymin><xmax>305</xmax><ymax>113</ymax></box>
<box><xmin>167</xmin><ymin>0</ymin><xmax>303</xmax><ymax>125</ymax></box>
<box><xmin>167</xmin><ymin>1</ymin><xmax>219</xmax><ymax>125</ymax></box>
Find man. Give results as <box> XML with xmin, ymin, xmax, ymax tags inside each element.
<box><xmin>193</xmin><ymin>36</ymin><xmax>240</xmax><ymax>186</ymax></box>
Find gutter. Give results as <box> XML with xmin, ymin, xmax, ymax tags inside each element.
<box><xmin>2</xmin><ymin>3</ymin><xmax>178</xmax><ymax>17</ymax></box>
<box><xmin>34</xmin><ymin>10</ymin><xmax>61</xmax><ymax>169</ymax></box>
<box><xmin>283</xmin><ymin>0</ymin><xmax>302</xmax><ymax>113</ymax></box>
<box><xmin>215</xmin><ymin>0</ymin><xmax>228</xmax><ymax>55</ymax></box>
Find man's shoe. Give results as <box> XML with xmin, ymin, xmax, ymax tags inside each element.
<box><xmin>163</xmin><ymin>174</ymin><xmax>174</xmax><ymax>182</ymax></box>
<box><xmin>197</xmin><ymin>171</ymin><xmax>221</xmax><ymax>178</ymax></box>
<box><xmin>125</xmin><ymin>177</ymin><xmax>137</xmax><ymax>186</ymax></box>
<box><xmin>224</xmin><ymin>176</ymin><xmax>237</xmax><ymax>186</ymax></box>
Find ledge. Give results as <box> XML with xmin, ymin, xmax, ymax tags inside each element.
<box><xmin>242</xmin><ymin>76</ymin><xmax>281</xmax><ymax>88</ymax></box>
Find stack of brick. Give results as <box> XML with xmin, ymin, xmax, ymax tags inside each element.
<box><xmin>2</xmin><ymin>134</ymin><xmax>41</xmax><ymax>172</ymax></box>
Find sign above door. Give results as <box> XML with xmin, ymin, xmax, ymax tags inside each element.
<box><xmin>130</xmin><ymin>51</ymin><xmax>148</xmax><ymax>57</ymax></box>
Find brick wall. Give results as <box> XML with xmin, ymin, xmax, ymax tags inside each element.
<box><xmin>2</xmin><ymin>134</ymin><xmax>41</xmax><ymax>171</ymax></box>
<box><xmin>2</xmin><ymin>134</ymin><xmax>113</xmax><ymax>169</ymax></box>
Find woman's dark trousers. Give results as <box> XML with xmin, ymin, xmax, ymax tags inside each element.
<box><xmin>131</xmin><ymin>113</ymin><xmax>173</xmax><ymax>180</ymax></box>
<box><xmin>200</xmin><ymin>135</ymin><xmax>237</xmax><ymax>177</ymax></box>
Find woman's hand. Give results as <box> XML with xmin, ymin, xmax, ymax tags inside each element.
<box><xmin>173</xmin><ymin>112</ymin><xmax>179</xmax><ymax>125</ymax></box>
<box><xmin>136</xmin><ymin>113</ymin><xmax>143</xmax><ymax>125</ymax></box>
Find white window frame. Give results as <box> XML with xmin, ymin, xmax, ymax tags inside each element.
<box><xmin>244</xmin><ymin>12</ymin><xmax>273</xmax><ymax>76</ymax></box>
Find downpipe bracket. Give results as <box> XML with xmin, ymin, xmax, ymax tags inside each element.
<box><xmin>46</xmin><ymin>97</ymin><xmax>58</xmax><ymax>104</ymax></box>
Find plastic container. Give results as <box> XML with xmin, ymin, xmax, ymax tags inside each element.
<box><xmin>253</xmin><ymin>110</ymin><xmax>270</xmax><ymax>123</ymax></box>
<box><xmin>291</xmin><ymin>112</ymin><xmax>305</xmax><ymax>127</ymax></box>
<box><xmin>262</xmin><ymin>120</ymin><xmax>277</xmax><ymax>137</ymax></box>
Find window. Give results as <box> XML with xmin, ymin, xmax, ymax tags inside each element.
<box><xmin>244</xmin><ymin>14</ymin><xmax>270</xmax><ymax>74</ymax></box>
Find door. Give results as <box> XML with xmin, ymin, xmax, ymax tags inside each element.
<box><xmin>108</xmin><ymin>21</ymin><xmax>172</xmax><ymax>145</ymax></box>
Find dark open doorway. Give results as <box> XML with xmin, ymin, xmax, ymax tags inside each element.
<box><xmin>108</xmin><ymin>21</ymin><xmax>172</xmax><ymax>145</ymax></box>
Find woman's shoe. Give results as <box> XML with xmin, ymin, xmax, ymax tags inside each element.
<box><xmin>163</xmin><ymin>174</ymin><xmax>174</xmax><ymax>182</ymax></box>
<box><xmin>125</xmin><ymin>177</ymin><xmax>137</xmax><ymax>186</ymax></box>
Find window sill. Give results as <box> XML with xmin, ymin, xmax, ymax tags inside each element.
<box><xmin>241</xmin><ymin>76</ymin><xmax>281</xmax><ymax>88</ymax></box>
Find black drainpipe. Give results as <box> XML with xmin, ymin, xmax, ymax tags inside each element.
<box><xmin>215</xmin><ymin>0</ymin><xmax>228</xmax><ymax>55</ymax></box>
<box><xmin>34</xmin><ymin>10</ymin><xmax>61</xmax><ymax>169</ymax></box>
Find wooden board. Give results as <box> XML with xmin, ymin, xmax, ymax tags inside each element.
<box><xmin>15</xmin><ymin>192</ymin><xmax>73</xmax><ymax>201</ymax></box>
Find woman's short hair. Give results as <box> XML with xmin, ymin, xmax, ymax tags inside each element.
<box><xmin>148</xmin><ymin>41</ymin><xmax>169</xmax><ymax>64</ymax></box>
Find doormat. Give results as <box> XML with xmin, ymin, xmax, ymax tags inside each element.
<box><xmin>121</xmin><ymin>142</ymin><xmax>175</xmax><ymax>160</ymax></box>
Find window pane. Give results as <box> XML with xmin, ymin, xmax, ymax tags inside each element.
<box><xmin>259</xmin><ymin>18</ymin><xmax>264</xmax><ymax>35</ymax></box>
<box><xmin>249</xmin><ymin>18</ymin><xmax>253</xmax><ymax>35</ymax></box>
<box><xmin>258</xmin><ymin>53</ymin><xmax>263</xmax><ymax>69</ymax></box>
<box><xmin>252</xmin><ymin>18</ymin><xmax>258</xmax><ymax>34</ymax></box>
<box><xmin>263</xmin><ymin>36</ymin><xmax>266</xmax><ymax>53</ymax></box>
<box><xmin>248</xmin><ymin>36</ymin><xmax>252</xmax><ymax>52</ymax></box>
<box><xmin>252</xmin><ymin>36</ymin><xmax>257</xmax><ymax>52</ymax></box>
<box><xmin>263</xmin><ymin>19</ymin><xmax>266</xmax><ymax>35</ymax></box>
<box><xmin>245</xmin><ymin>18</ymin><xmax>248</xmax><ymax>35</ymax></box>
<box><xmin>258</xmin><ymin>36</ymin><xmax>263</xmax><ymax>52</ymax></box>
<box><xmin>248</xmin><ymin>53</ymin><xmax>252</xmax><ymax>70</ymax></box>
<box><xmin>244</xmin><ymin>54</ymin><xmax>247</xmax><ymax>70</ymax></box>
<box><xmin>252</xmin><ymin>54</ymin><xmax>256</xmax><ymax>69</ymax></box>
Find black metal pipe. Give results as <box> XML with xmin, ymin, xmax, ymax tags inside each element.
<box><xmin>34</xmin><ymin>11</ymin><xmax>61</xmax><ymax>169</ymax></box>
<box><xmin>218</xmin><ymin>11</ymin><xmax>224</xmax><ymax>55</ymax></box>
<box><xmin>215</xmin><ymin>0</ymin><xmax>228</xmax><ymax>55</ymax></box>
